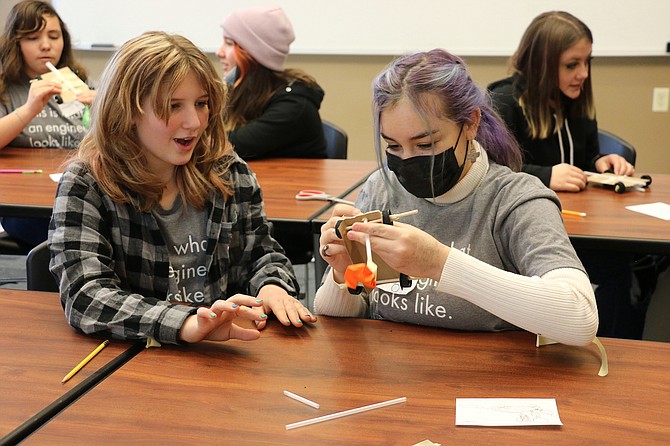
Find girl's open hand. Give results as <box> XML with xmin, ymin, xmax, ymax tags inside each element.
<box><xmin>178</xmin><ymin>295</ymin><xmax>265</xmax><ymax>343</ymax></box>
<box><xmin>254</xmin><ymin>284</ymin><xmax>317</xmax><ymax>330</ymax></box>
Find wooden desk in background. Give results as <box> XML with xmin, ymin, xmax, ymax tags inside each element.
<box><xmin>0</xmin><ymin>148</ymin><xmax>376</xmax><ymax>224</ymax></box>
<box><xmin>0</xmin><ymin>148</ymin><xmax>71</xmax><ymax>218</ymax></box>
<box><xmin>15</xmin><ymin>307</ymin><xmax>670</xmax><ymax>445</ymax></box>
<box><xmin>0</xmin><ymin>290</ymin><xmax>139</xmax><ymax>444</ymax></box>
<box><xmin>247</xmin><ymin>158</ymin><xmax>376</xmax><ymax>224</ymax></box>
<box><xmin>558</xmin><ymin>173</ymin><xmax>670</xmax><ymax>254</ymax></box>
<box><xmin>2</xmin><ymin>147</ymin><xmax>666</xmax><ymax>254</ymax></box>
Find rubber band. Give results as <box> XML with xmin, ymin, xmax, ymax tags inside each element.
<box><xmin>14</xmin><ymin>109</ymin><xmax>27</xmax><ymax>125</ymax></box>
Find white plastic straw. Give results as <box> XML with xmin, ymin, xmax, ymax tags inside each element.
<box><xmin>45</xmin><ymin>62</ymin><xmax>79</xmax><ymax>94</ymax></box>
<box><xmin>285</xmin><ymin>396</ymin><xmax>407</xmax><ymax>430</ymax></box>
<box><xmin>284</xmin><ymin>390</ymin><xmax>320</xmax><ymax>409</ymax></box>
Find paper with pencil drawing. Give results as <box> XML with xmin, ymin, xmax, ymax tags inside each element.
<box><xmin>625</xmin><ymin>202</ymin><xmax>670</xmax><ymax>221</ymax></box>
<box><xmin>456</xmin><ymin>398</ymin><xmax>563</xmax><ymax>426</ymax></box>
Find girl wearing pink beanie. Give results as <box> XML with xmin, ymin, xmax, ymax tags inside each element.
<box><xmin>217</xmin><ymin>5</ymin><xmax>327</xmax><ymax>159</ymax></box>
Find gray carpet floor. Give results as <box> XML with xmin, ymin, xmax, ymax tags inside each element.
<box><xmin>0</xmin><ymin>254</ymin><xmax>27</xmax><ymax>290</ymax></box>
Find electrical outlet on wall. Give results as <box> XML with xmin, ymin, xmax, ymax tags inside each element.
<box><xmin>652</xmin><ymin>87</ymin><xmax>669</xmax><ymax>112</ymax></box>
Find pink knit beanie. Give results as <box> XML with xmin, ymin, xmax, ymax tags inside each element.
<box><xmin>222</xmin><ymin>5</ymin><xmax>295</xmax><ymax>72</ymax></box>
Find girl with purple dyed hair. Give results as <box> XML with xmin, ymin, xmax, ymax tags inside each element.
<box><xmin>313</xmin><ymin>49</ymin><xmax>598</xmax><ymax>347</ymax></box>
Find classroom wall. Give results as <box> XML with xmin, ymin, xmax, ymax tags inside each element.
<box><xmin>291</xmin><ymin>54</ymin><xmax>670</xmax><ymax>175</ymax></box>
<box><xmin>2</xmin><ymin>1</ymin><xmax>669</xmax><ymax>174</ymax></box>
<box><xmin>68</xmin><ymin>51</ymin><xmax>670</xmax><ymax>175</ymax></box>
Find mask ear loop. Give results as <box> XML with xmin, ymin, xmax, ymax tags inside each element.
<box><xmin>429</xmin><ymin>124</ymin><xmax>466</xmax><ymax>198</ymax></box>
<box><xmin>455</xmin><ymin>124</ymin><xmax>467</xmax><ymax>167</ymax></box>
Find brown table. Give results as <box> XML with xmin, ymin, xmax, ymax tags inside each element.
<box><xmin>0</xmin><ymin>148</ymin><xmax>72</xmax><ymax>218</ymax></box>
<box><xmin>557</xmin><ymin>173</ymin><xmax>670</xmax><ymax>254</ymax></box>
<box><xmin>0</xmin><ymin>290</ymin><xmax>140</xmax><ymax>444</ymax></box>
<box><xmin>20</xmin><ymin>312</ymin><xmax>670</xmax><ymax>445</ymax></box>
<box><xmin>0</xmin><ymin>148</ymin><xmax>376</xmax><ymax>223</ymax></box>
<box><xmin>248</xmin><ymin>157</ymin><xmax>376</xmax><ymax>224</ymax></box>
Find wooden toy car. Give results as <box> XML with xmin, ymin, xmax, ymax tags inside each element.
<box><xmin>585</xmin><ymin>171</ymin><xmax>652</xmax><ymax>194</ymax></box>
<box><xmin>334</xmin><ymin>210</ymin><xmax>414</xmax><ymax>294</ymax></box>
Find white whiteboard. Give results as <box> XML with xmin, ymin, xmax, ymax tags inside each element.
<box><xmin>54</xmin><ymin>0</ymin><xmax>670</xmax><ymax>56</ymax></box>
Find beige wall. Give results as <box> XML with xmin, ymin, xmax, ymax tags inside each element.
<box><xmin>73</xmin><ymin>51</ymin><xmax>670</xmax><ymax>174</ymax></box>
<box><xmin>4</xmin><ymin>0</ymin><xmax>669</xmax><ymax>174</ymax></box>
<box><xmin>290</xmin><ymin>54</ymin><xmax>670</xmax><ymax>175</ymax></box>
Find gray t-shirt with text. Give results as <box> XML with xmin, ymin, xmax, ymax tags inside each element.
<box><xmin>0</xmin><ymin>79</ymin><xmax>87</xmax><ymax>148</ymax></box>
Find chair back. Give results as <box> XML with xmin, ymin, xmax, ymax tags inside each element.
<box><xmin>598</xmin><ymin>129</ymin><xmax>636</xmax><ymax>166</ymax></box>
<box><xmin>26</xmin><ymin>241</ymin><xmax>59</xmax><ymax>292</ymax></box>
<box><xmin>322</xmin><ymin>120</ymin><xmax>348</xmax><ymax>159</ymax></box>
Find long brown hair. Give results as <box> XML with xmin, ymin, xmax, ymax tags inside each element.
<box><xmin>77</xmin><ymin>31</ymin><xmax>233</xmax><ymax>212</ymax></box>
<box><xmin>0</xmin><ymin>0</ymin><xmax>87</xmax><ymax>100</ymax></box>
<box><xmin>511</xmin><ymin>11</ymin><xmax>595</xmax><ymax>139</ymax></box>
<box><xmin>224</xmin><ymin>42</ymin><xmax>317</xmax><ymax>129</ymax></box>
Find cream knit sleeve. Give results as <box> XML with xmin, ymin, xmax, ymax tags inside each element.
<box><xmin>313</xmin><ymin>268</ymin><xmax>369</xmax><ymax>318</ymax></box>
<box><xmin>437</xmin><ymin>249</ymin><xmax>598</xmax><ymax>346</ymax></box>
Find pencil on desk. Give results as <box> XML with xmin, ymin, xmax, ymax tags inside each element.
<box><xmin>0</xmin><ymin>169</ymin><xmax>43</xmax><ymax>174</ymax></box>
<box><xmin>62</xmin><ymin>340</ymin><xmax>109</xmax><ymax>383</ymax></box>
<box><xmin>562</xmin><ymin>209</ymin><xmax>587</xmax><ymax>217</ymax></box>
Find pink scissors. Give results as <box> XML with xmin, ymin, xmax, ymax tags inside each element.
<box><xmin>295</xmin><ymin>189</ymin><xmax>355</xmax><ymax>205</ymax></box>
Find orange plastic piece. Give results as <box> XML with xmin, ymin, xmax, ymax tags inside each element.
<box><xmin>344</xmin><ymin>263</ymin><xmax>377</xmax><ymax>290</ymax></box>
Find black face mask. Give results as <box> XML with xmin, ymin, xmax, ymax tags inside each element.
<box><xmin>386</xmin><ymin>125</ymin><xmax>466</xmax><ymax>198</ymax></box>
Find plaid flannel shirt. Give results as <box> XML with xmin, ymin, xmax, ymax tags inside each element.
<box><xmin>49</xmin><ymin>155</ymin><xmax>298</xmax><ymax>344</ymax></box>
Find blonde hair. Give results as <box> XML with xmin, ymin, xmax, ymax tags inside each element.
<box><xmin>511</xmin><ymin>11</ymin><xmax>595</xmax><ymax>139</ymax></box>
<box><xmin>77</xmin><ymin>31</ymin><xmax>233</xmax><ymax>211</ymax></box>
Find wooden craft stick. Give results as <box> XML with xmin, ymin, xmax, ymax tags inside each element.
<box><xmin>343</xmin><ymin>209</ymin><xmax>418</xmax><ymax>232</ymax></box>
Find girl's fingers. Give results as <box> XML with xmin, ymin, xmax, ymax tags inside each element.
<box><xmin>263</xmin><ymin>297</ymin><xmax>316</xmax><ymax>328</ymax></box>
<box><xmin>274</xmin><ymin>301</ymin><xmax>302</xmax><ymax>327</ymax></box>
<box><xmin>206</xmin><ymin>298</ymin><xmax>267</xmax><ymax>321</ymax></box>
<box><xmin>225</xmin><ymin>295</ymin><xmax>264</xmax><ymax>307</ymax></box>
<box><xmin>228</xmin><ymin>325</ymin><xmax>261</xmax><ymax>341</ymax></box>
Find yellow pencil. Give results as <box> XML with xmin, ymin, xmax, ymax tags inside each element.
<box><xmin>562</xmin><ymin>209</ymin><xmax>587</xmax><ymax>217</ymax></box>
<box><xmin>62</xmin><ymin>340</ymin><xmax>109</xmax><ymax>384</ymax></box>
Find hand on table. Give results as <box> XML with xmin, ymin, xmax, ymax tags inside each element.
<box><xmin>550</xmin><ymin>163</ymin><xmax>588</xmax><ymax>192</ymax></box>
<box><xmin>178</xmin><ymin>295</ymin><xmax>265</xmax><ymax>343</ymax></box>
<box><xmin>254</xmin><ymin>284</ymin><xmax>317</xmax><ymax>329</ymax></box>
<box><xmin>595</xmin><ymin>154</ymin><xmax>635</xmax><ymax>177</ymax></box>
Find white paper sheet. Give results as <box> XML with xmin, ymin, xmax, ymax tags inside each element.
<box><xmin>626</xmin><ymin>202</ymin><xmax>670</xmax><ymax>221</ymax></box>
<box><xmin>455</xmin><ymin>398</ymin><xmax>563</xmax><ymax>426</ymax></box>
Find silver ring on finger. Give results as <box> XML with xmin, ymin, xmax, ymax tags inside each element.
<box><xmin>321</xmin><ymin>244</ymin><xmax>331</xmax><ymax>258</ymax></box>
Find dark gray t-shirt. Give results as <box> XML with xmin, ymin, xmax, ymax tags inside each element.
<box><xmin>153</xmin><ymin>198</ymin><xmax>210</xmax><ymax>305</ymax></box>
<box><xmin>0</xmin><ymin>80</ymin><xmax>87</xmax><ymax>148</ymax></box>
<box><xmin>357</xmin><ymin>160</ymin><xmax>583</xmax><ymax>332</ymax></box>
